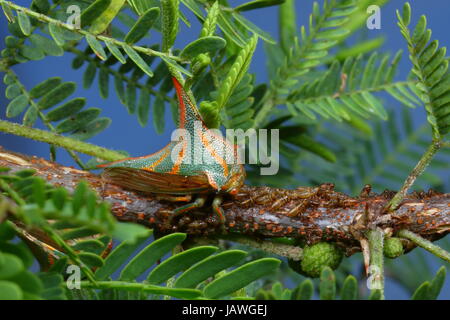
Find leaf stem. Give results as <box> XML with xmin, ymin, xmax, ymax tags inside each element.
<box><xmin>0</xmin><ymin>119</ymin><xmax>124</xmax><ymax>161</ymax></box>
<box><xmin>398</xmin><ymin>229</ymin><xmax>450</xmax><ymax>263</ymax></box>
<box><xmin>367</xmin><ymin>228</ymin><xmax>385</xmax><ymax>299</ymax></box>
<box><xmin>386</xmin><ymin>140</ymin><xmax>442</xmax><ymax>211</ymax></box>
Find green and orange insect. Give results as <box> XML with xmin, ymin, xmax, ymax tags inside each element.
<box><xmin>98</xmin><ymin>77</ymin><xmax>245</xmax><ymax>225</ymax></box>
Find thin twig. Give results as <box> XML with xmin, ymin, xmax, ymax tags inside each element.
<box><xmin>367</xmin><ymin>228</ymin><xmax>385</xmax><ymax>299</ymax></box>
<box><xmin>398</xmin><ymin>229</ymin><xmax>450</xmax><ymax>263</ymax></box>
<box><xmin>386</xmin><ymin>140</ymin><xmax>442</xmax><ymax>211</ymax></box>
<box><xmin>0</xmin><ymin>120</ymin><xmax>124</xmax><ymax>161</ymax></box>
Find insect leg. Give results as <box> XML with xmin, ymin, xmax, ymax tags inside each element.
<box><xmin>172</xmin><ymin>195</ymin><xmax>207</xmax><ymax>218</ymax></box>
<box><xmin>212</xmin><ymin>195</ymin><xmax>225</xmax><ymax>226</ymax></box>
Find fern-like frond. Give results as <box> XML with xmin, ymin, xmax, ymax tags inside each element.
<box><xmin>397</xmin><ymin>3</ymin><xmax>450</xmax><ymax>138</ymax></box>
<box><xmin>305</xmin><ymin>108</ymin><xmax>449</xmax><ymax>194</ymax></box>
<box><xmin>256</xmin><ymin>266</ymin><xmax>446</xmax><ymax>300</ymax></box>
<box><xmin>0</xmin><ymin>167</ymin><xmax>282</xmax><ymax>300</ymax></box>
<box><xmin>287</xmin><ymin>52</ymin><xmax>420</xmax><ymax>122</ymax></box>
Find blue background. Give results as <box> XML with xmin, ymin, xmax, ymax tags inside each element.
<box><xmin>1</xmin><ymin>0</ymin><xmax>449</xmax><ymax>299</ymax></box>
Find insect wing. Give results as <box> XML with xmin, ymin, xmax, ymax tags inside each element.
<box><xmin>101</xmin><ymin>167</ymin><xmax>211</xmax><ymax>194</ymax></box>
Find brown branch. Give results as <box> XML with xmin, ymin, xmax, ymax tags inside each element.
<box><xmin>0</xmin><ymin>147</ymin><xmax>449</xmax><ymax>256</ymax></box>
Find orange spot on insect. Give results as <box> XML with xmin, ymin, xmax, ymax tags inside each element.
<box><xmin>149</xmin><ymin>217</ymin><xmax>155</xmax><ymax>224</ymax></box>
<box><xmin>137</xmin><ymin>213</ymin><xmax>145</xmax><ymax>220</ymax></box>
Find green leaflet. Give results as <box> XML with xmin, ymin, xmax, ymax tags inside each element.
<box><xmin>83</xmin><ymin>62</ymin><xmax>97</xmax><ymax>89</ymax></box>
<box><xmin>98</xmin><ymin>68</ymin><xmax>109</xmax><ymax>99</ymax></box>
<box><xmin>22</xmin><ymin>106</ymin><xmax>38</xmax><ymax>126</ymax></box>
<box><xmin>411</xmin><ymin>266</ymin><xmax>446</xmax><ymax>300</ymax></box>
<box><xmin>279</xmin><ymin>0</ymin><xmax>296</xmax><ymax>54</ymax></box>
<box><xmin>61</xmin><ymin>227</ymin><xmax>99</xmax><ymax>240</ymax></box>
<box><xmin>104</xmin><ymin>40</ymin><xmax>126</xmax><ymax>64</ymax></box>
<box><xmin>160</xmin><ymin>56</ymin><xmax>192</xmax><ymax>77</ymax></box>
<box><xmin>38</xmin><ymin>273</ymin><xmax>65</xmax><ymax>300</ymax></box>
<box><xmin>123</xmin><ymin>45</ymin><xmax>154</xmax><ymax>77</ymax></box>
<box><xmin>119</xmin><ymin>233</ymin><xmax>186</xmax><ymax>281</ymax></box>
<box><xmin>0</xmin><ymin>281</ymin><xmax>22</xmax><ymax>300</ymax></box>
<box><xmin>71</xmin><ymin>239</ymin><xmax>106</xmax><ymax>253</ymax></box>
<box><xmin>79</xmin><ymin>252</ymin><xmax>104</xmax><ymax>269</ymax></box>
<box><xmin>428</xmin><ymin>267</ymin><xmax>446</xmax><ymax>299</ymax></box>
<box><xmin>46</xmin><ymin>98</ymin><xmax>86</xmax><ymax>122</ymax></box>
<box><xmin>19</xmin><ymin>45</ymin><xmax>45</xmax><ymax>61</ymax></box>
<box><xmin>319</xmin><ymin>267</ymin><xmax>336</xmax><ymax>300</ymax></box>
<box><xmin>0</xmin><ymin>252</ymin><xmax>24</xmax><ymax>280</ymax></box>
<box><xmin>48</xmin><ymin>22</ymin><xmax>65</xmax><ymax>46</ymax></box>
<box><xmin>125</xmin><ymin>7</ymin><xmax>160</xmax><ymax>44</ymax></box>
<box><xmin>180</xmin><ymin>36</ymin><xmax>226</xmax><ymax>60</ymax></box>
<box><xmin>94</xmin><ymin>234</ymin><xmax>151</xmax><ymax>281</ymax></box>
<box><xmin>125</xmin><ymin>83</ymin><xmax>137</xmax><ymax>114</ymax></box>
<box><xmin>203</xmin><ymin>258</ymin><xmax>280</xmax><ymax>299</ymax></box>
<box><xmin>152</xmin><ymin>95</ymin><xmax>165</xmax><ymax>134</ymax></box>
<box><xmin>29</xmin><ymin>34</ymin><xmax>64</xmax><ymax>57</ymax></box>
<box><xmin>5</xmin><ymin>84</ymin><xmax>21</xmax><ymax>100</ymax></box>
<box><xmin>80</xmin><ymin>0</ymin><xmax>112</xmax><ymax>28</ymax></box>
<box><xmin>232</xmin><ymin>13</ymin><xmax>275</xmax><ymax>44</ymax></box>
<box><xmin>114</xmin><ymin>77</ymin><xmax>125</xmax><ymax>104</ymax></box>
<box><xmin>291</xmin><ymin>279</ymin><xmax>314</xmax><ymax>300</ymax></box>
<box><xmin>111</xmin><ymin>222</ymin><xmax>151</xmax><ymax>243</ymax></box>
<box><xmin>56</xmin><ymin>108</ymin><xmax>101</xmax><ymax>133</ymax></box>
<box><xmin>71</xmin><ymin>117</ymin><xmax>111</xmax><ymax>141</ymax></box>
<box><xmin>128</xmin><ymin>0</ymin><xmax>159</xmax><ymax>15</ymax></box>
<box><xmin>17</xmin><ymin>10</ymin><xmax>31</xmax><ymax>36</ymax></box>
<box><xmin>6</xmin><ymin>94</ymin><xmax>28</xmax><ymax>118</ymax></box>
<box><xmin>85</xmin><ymin>35</ymin><xmax>107</xmax><ymax>60</ymax></box>
<box><xmin>217</xmin><ymin>11</ymin><xmax>247</xmax><ymax>48</ymax></box>
<box><xmin>234</xmin><ymin>0</ymin><xmax>284</xmax><ymax>12</ymax></box>
<box><xmin>161</xmin><ymin>0</ymin><xmax>179</xmax><ymax>51</ymax></box>
<box><xmin>174</xmin><ymin>250</ymin><xmax>247</xmax><ymax>289</ymax></box>
<box><xmin>282</xmin><ymin>131</ymin><xmax>336</xmax><ymax>163</ymax></box>
<box><xmin>147</xmin><ymin>246</ymin><xmax>218</xmax><ymax>284</ymax></box>
<box><xmin>89</xmin><ymin>0</ymin><xmax>126</xmax><ymax>35</ymax></box>
<box><xmin>1</xmin><ymin>3</ymin><xmax>15</xmax><ymax>23</ymax></box>
<box><xmin>137</xmin><ymin>88</ymin><xmax>150</xmax><ymax>126</ymax></box>
<box><xmin>38</xmin><ymin>82</ymin><xmax>76</xmax><ymax>110</ymax></box>
<box><xmin>31</xmin><ymin>0</ymin><xmax>50</xmax><ymax>14</ymax></box>
<box><xmin>340</xmin><ymin>275</ymin><xmax>357</xmax><ymax>300</ymax></box>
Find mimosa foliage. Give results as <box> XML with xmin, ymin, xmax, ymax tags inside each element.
<box><xmin>0</xmin><ymin>0</ymin><xmax>449</xmax><ymax>300</ymax></box>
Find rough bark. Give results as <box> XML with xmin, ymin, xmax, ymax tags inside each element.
<box><xmin>0</xmin><ymin>147</ymin><xmax>449</xmax><ymax>256</ymax></box>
